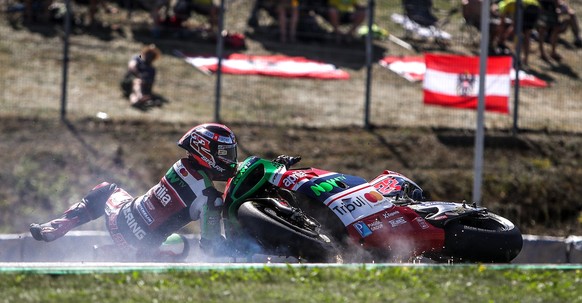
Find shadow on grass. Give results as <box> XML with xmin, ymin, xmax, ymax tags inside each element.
<box><xmin>62</xmin><ymin>118</ymin><xmax>99</xmax><ymax>156</ymax></box>
<box><xmin>129</xmin><ymin>94</ymin><xmax>170</xmax><ymax>112</ymax></box>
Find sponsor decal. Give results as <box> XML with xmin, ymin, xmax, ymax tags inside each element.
<box><xmin>179</xmin><ymin>168</ymin><xmax>188</xmax><ymax>177</ymax></box>
<box><xmin>310</xmin><ymin>175</ymin><xmax>347</xmax><ymax>196</ymax></box>
<box><xmin>463</xmin><ymin>225</ymin><xmax>491</xmax><ymax>232</ymax></box>
<box><xmin>123</xmin><ymin>207</ymin><xmax>146</xmax><ymax>240</ymax></box>
<box><xmin>108</xmin><ymin>212</ymin><xmax>118</xmax><ymax>230</ymax></box>
<box><xmin>368</xmin><ymin>220</ymin><xmax>384</xmax><ymax>231</ymax></box>
<box><xmin>364</xmin><ymin>191</ymin><xmax>384</xmax><ymax>203</ymax></box>
<box><xmin>354</xmin><ymin>221</ymin><xmax>373</xmax><ymax>238</ymax></box>
<box><xmin>190</xmin><ymin>134</ymin><xmax>211</xmax><ymax>156</ymax></box>
<box><xmin>166</xmin><ymin>169</ymin><xmax>187</xmax><ymax>188</ymax></box>
<box><xmin>282</xmin><ymin>171</ymin><xmax>307</xmax><ymax>188</ymax></box>
<box><xmin>154</xmin><ymin>184</ymin><xmax>173</xmax><ymax>207</ymax></box>
<box><xmin>201</xmin><ymin>154</ymin><xmax>226</xmax><ymax>172</ymax></box>
<box><xmin>433</xmin><ymin>215</ymin><xmax>448</xmax><ymax>221</ymax></box>
<box><xmin>145</xmin><ymin>199</ymin><xmax>155</xmax><ymax>211</ymax></box>
<box><xmin>333</xmin><ymin>196</ymin><xmax>368</xmax><ymax>216</ymax></box>
<box><xmin>269</xmin><ymin>164</ymin><xmax>288</xmax><ymax>185</ymax></box>
<box><xmin>137</xmin><ymin>203</ymin><xmax>154</xmax><ymax>225</ymax></box>
<box><xmin>189</xmin><ymin>133</ymin><xmax>227</xmax><ymax>171</ymax></box>
<box><xmin>383</xmin><ymin>210</ymin><xmax>400</xmax><ymax>219</ymax></box>
<box><xmin>373</xmin><ymin>176</ymin><xmax>402</xmax><ymax>196</ymax></box>
<box><xmin>232</xmin><ymin>158</ymin><xmax>254</xmax><ymax>186</ymax></box>
<box><xmin>415</xmin><ymin>217</ymin><xmax>430</xmax><ymax>229</ymax></box>
<box><xmin>388</xmin><ymin>217</ymin><xmax>407</xmax><ymax>228</ymax></box>
<box><xmin>104</xmin><ymin>205</ymin><xmax>112</xmax><ymax>216</ymax></box>
<box><xmin>324</xmin><ymin>184</ymin><xmax>380</xmax><ymax>225</ymax></box>
<box><xmin>197</xmin><ymin>128</ymin><xmax>235</xmax><ymax>144</ymax></box>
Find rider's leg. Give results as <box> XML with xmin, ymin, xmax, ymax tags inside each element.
<box><xmin>30</xmin><ymin>182</ymin><xmax>117</xmax><ymax>242</ymax></box>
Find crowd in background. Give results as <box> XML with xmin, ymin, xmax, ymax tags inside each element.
<box><xmin>15</xmin><ymin>0</ymin><xmax>370</xmax><ymax>43</ymax></box>
<box><xmin>13</xmin><ymin>0</ymin><xmax>582</xmax><ymax>61</ymax></box>
<box><xmin>461</xmin><ymin>0</ymin><xmax>581</xmax><ymax>65</ymax></box>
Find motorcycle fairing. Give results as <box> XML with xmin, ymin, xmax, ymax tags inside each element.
<box><xmin>226</xmin><ymin>157</ymin><xmax>285</xmax><ymax>200</ymax></box>
<box><xmin>281</xmin><ymin>169</ymin><xmax>394</xmax><ymax>226</ymax></box>
<box><xmin>272</xmin><ymin>168</ymin><xmax>336</xmax><ymax>192</ymax></box>
<box><xmin>345</xmin><ymin>205</ymin><xmax>445</xmax><ymax>256</ymax></box>
<box><xmin>287</xmin><ymin>168</ymin><xmax>445</xmax><ymax>255</ymax></box>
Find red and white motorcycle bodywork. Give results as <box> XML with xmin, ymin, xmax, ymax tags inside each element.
<box><xmin>267</xmin><ymin>164</ymin><xmax>522</xmax><ymax>262</ymax></box>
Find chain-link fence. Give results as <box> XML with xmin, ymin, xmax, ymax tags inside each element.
<box><xmin>1</xmin><ymin>0</ymin><xmax>581</xmax><ymax>132</ymax></box>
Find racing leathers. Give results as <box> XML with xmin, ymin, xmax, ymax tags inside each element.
<box><xmin>30</xmin><ymin>156</ymin><xmax>224</xmax><ymax>259</ymax></box>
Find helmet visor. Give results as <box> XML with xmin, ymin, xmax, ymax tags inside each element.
<box><xmin>217</xmin><ymin>144</ymin><xmax>237</xmax><ymax>165</ymax></box>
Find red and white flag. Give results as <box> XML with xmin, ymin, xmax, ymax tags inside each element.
<box><xmin>379</xmin><ymin>56</ymin><xmax>425</xmax><ymax>82</ymax></box>
<box><xmin>380</xmin><ymin>55</ymin><xmax>548</xmax><ymax>88</ymax></box>
<box><xmin>180</xmin><ymin>52</ymin><xmax>350</xmax><ymax>80</ymax></box>
<box><xmin>423</xmin><ymin>54</ymin><xmax>512</xmax><ymax>114</ymax></box>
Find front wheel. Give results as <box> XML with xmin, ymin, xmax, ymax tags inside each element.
<box><xmin>236</xmin><ymin>201</ymin><xmax>338</xmax><ymax>262</ymax></box>
<box><xmin>440</xmin><ymin>212</ymin><xmax>523</xmax><ymax>263</ymax></box>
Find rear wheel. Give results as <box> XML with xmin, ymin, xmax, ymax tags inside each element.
<box><xmin>441</xmin><ymin>213</ymin><xmax>523</xmax><ymax>263</ymax></box>
<box><xmin>237</xmin><ymin>201</ymin><xmax>337</xmax><ymax>262</ymax></box>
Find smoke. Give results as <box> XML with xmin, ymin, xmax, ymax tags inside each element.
<box><xmin>330</xmin><ymin>236</ymin><xmax>425</xmax><ymax>264</ymax></box>
<box><xmin>16</xmin><ymin>230</ymin><xmax>431</xmax><ymax>264</ymax></box>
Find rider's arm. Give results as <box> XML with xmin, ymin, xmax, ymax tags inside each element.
<box><xmin>198</xmin><ymin>187</ymin><xmax>226</xmax><ymax>254</ymax></box>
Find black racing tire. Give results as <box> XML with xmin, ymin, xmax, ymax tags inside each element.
<box><xmin>442</xmin><ymin>212</ymin><xmax>523</xmax><ymax>263</ymax></box>
<box><xmin>236</xmin><ymin>201</ymin><xmax>337</xmax><ymax>262</ymax></box>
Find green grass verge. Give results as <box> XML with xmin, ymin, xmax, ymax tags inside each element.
<box><xmin>1</xmin><ymin>265</ymin><xmax>581</xmax><ymax>303</ymax></box>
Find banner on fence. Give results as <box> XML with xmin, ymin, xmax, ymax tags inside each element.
<box><xmin>380</xmin><ymin>55</ymin><xmax>548</xmax><ymax>88</ymax></box>
<box><xmin>179</xmin><ymin>52</ymin><xmax>350</xmax><ymax>80</ymax></box>
<box><xmin>423</xmin><ymin>54</ymin><xmax>512</xmax><ymax>114</ymax></box>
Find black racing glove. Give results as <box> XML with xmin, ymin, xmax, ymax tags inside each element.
<box><xmin>273</xmin><ymin>155</ymin><xmax>301</xmax><ymax>169</ymax></box>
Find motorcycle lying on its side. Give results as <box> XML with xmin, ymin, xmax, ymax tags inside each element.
<box><xmin>220</xmin><ymin>156</ymin><xmax>523</xmax><ymax>263</ymax></box>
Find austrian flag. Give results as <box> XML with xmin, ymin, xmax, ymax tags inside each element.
<box><xmin>423</xmin><ymin>54</ymin><xmax>512</xmax><ymax>114</ymax></box>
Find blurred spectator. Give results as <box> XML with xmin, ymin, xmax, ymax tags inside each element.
<box><xmin>24</xmin><ymin>0</ymin><xmax>51</xmax><ymax>23</ymax></box>
<box><xmin>537</xmin><ymin>0</ymin><xmax>581</xmax><ymax>61</ymax></box>
<box><xmin>498</xmin><ymin>0</ymin><xmax>541</xmax><ymax>65</ymax></box>
<box><xmin>538</xmin><ymin>0</ymin><xmax>567</xmax><ymax>61</ymax></box>
<box><xmin>122</xmin><ymin>45</ymin><xmax>161</xmax><ymax>108</ymax></box>
<box><xmin>275</xmin><ymin>0</ymin><xmax>300</xmax><ymax>43</ymax></box>
<box><xmin>326</xmin><ymin>0</ymin><xmax>367</xmax><ymax>43</ymax></box>
<box><xmin>557</xmin><ymin>0</ymin><xmax>582</xmax><ymax>47</ymax></box>
<box><xmin>87</xmin><ymin>0</ymin><xmax>118</xmax><ymax>26</ymax></box>
<box><xmin>150</xmin><ymin>0</ymin><xmax>171</xmax><ymax>38</ymax></box>
<box><xmin>173</xmin><ymin>0</ymin><xmax>219</xmax><ymax>36</ymax></box>
<box><xmin>462</xmin><ymin>0</ymin><xmax>505</xmax><ymax>54</ymax></box>
<box><xmin>246</xmin><ymin>0</ymin><xmax>330</xmax><ymax>42</ymax></box>
<box><xmin>247</xmin><ymin>0</ymin><xmax>264</xmax><ymax>28</ymax></box>
<box><xmin>403</xmin><ymin>0</ymin><xmax>438</xmax><ymax>27</ymax></box>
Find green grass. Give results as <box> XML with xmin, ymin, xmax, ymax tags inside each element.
<box><xmin>1</xmin><ymin>265</ymin><xmax>581</xmax><ymax>303</ymax></box>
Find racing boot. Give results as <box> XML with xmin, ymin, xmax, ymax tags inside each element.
<box><xmin>29</xmin><ymin>182</ymin><xmax>117</xmax><ymax>242</ymax></box>
<box><xmin>29</xmin><ymin>201</ymin><xmax>92</xmax><ymax>242</ymax></box>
